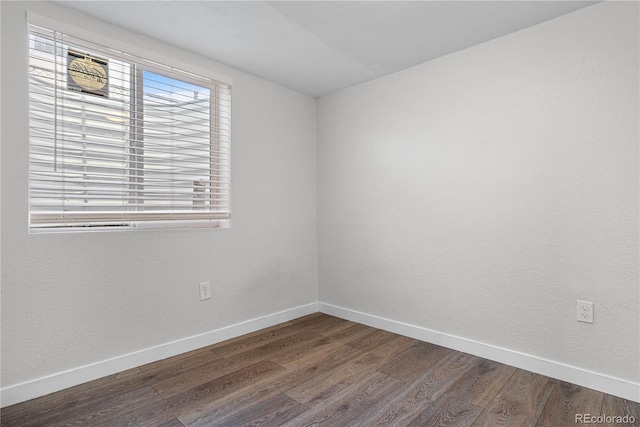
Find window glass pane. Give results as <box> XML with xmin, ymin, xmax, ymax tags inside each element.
<box><xmin>141</xmin><ymin>71</ymin><xmax>212</xmax><ymax>211</ymax></box>
<box><xmin>28</xmin><ymin>25</ymin><xmax>231</xmax><ymax>230</ymax></box>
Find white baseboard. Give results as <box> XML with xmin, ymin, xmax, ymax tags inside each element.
<box><xmin>4</xmin><ymin>301</ymin><xmax>638</xmax><ymax>408</ymax></box>
<box><xmin>319</xmin><ymin>302</ymin><xmax>640</xmax><ymax>403</ymax></box>
<box><xmin>0</xmin><ymin>302</ymin><xmax>318</xmax><ymax>408</ymax></box>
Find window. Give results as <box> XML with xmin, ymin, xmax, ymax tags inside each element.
<box><xmin>28</xmin><ymin>25</ymin><xmax>231</xmax><ymax>231</ymax></box>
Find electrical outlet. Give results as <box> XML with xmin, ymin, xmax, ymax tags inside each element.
<box><xmin>577</xmin><ymin>300</ymin><xmax>593</xmax><ymax>324</ymax></box>
<box><xmin>199</xmin><ymin>281</ymin><xmax>211</xmax><ymax>301</ymax></box>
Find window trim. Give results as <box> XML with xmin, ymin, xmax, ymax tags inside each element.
<box><xmin>27</xmin><ymin>12</ymin><xmax>232</xmax><ymax>233</ymax></box>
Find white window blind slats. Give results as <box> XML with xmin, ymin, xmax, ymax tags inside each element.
<box><xmin>28</xmin><ymin>25</ymin><xmax>231</xmax><ymax>230</ymax></box>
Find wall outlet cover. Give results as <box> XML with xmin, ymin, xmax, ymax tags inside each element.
<box><xmin>577</xmin><ymin>300</ymin><xmax>593</xmax><ymax>324</ymax></box>
<box><xmin>200</xmin><ymin>281</ymin><xmax>211</xmax><ymax>301</ymax></box>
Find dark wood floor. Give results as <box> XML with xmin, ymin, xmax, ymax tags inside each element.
<box><xmin>2</xmin><ymin>313</ymin><xmax>638</xmax><ymax>426</ymax></box>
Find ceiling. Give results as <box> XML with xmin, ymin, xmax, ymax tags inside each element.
<box><xmin>56</xmin><ymin>1</ymin><xmax>598</xmax><ymax>98</ymax></box>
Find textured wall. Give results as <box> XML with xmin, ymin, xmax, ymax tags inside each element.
<box><xmin>317</xmin><ymin>2</ymin><xmax>639</xmax><ymax>383</ymax></box>
<box><xmin>1</xmin><ymin>2</ymin><xmax>318</xmax><ymax>387</ymax></box>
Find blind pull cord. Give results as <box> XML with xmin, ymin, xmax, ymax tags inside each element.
<box><xmin>53</xmin><ymin>31</ymin><xmax>59</xmax><ymax>172</ymax></box>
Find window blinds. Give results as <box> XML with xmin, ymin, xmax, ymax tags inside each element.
<box><xmin>28</xmin><ymin>25</ymin><xmax>232</xmax><ymax>230</ymax></box>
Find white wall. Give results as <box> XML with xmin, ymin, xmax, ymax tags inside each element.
<box><xmin>318</xmin><ymin>0</ymin><xmax>638</xmax><ymax>388</ymax></box>
<box><xmin>1</xmin><ymin>0</ymin><xmax>317</xmax><ymax>397</ymax></box>
<box><xmin>2</xmin><ymin>0</ymin><xmax>638</xmax><ymax>407</ymax></box>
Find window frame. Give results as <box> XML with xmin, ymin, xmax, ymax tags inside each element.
<box><xmin>26</xmin><ymin>13</ymin><xmax>232</xmax><ymax>233</ymax></box>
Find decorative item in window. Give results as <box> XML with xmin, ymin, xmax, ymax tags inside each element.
<box><xmin>67</xmin><ymin>50</ymin><xmax>109</xmax><ymax>98</ymax></box>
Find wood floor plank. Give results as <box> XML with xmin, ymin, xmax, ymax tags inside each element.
<box><xmin>598</xmin><ymin>394</ymin><xmax>640</xmax><ymax>427</ymax></box>
<box><xmin>229</xmin><ymin>329</ymin><xmax>322</xmax><ymax>362</ymax></box>
<box><xmin>204</xmin><ymin>321</ymin><xmax>294</xmax><ymax>353</ymax></box>
<box><xmin>176</xmin><ymin>344</ymin><xmax>364</xmax><ymax>426</ymax></box>
<box><xmin>537</xmin><ymin>381</ymin><xmax>605</xmax><ymax>427</ymax></box>
<box><xmin>407</xmin><ymin>393</ymin><xmax>483</xmax><ymax>427</ymax></box>
<box><xmin>281</xmin><ymin>371</ymin><xmax>403</xmax><ymax>427</ymax></box>
<box><xmin>332</xmin><ymin>378</ymin><xmax>408</xmax><ymax>427</ymax></box>
<box><xmin>61</xmin><ymin>387</ymin><xmax>163</xmax><ymax>427</ymax></box>
<box><xmin>151</xmin><ymin>329</ymin><xmax>319</xmax><ymax>398</ymax></box>
<box><xmin>149</xmin><ymin>354</ymin><xmax>251</xmax><ymax>399</ymax></box>
<box><xmin>99</xmin><ymin>360</ymin><xmax>286</xmax><ymax>427</ymax></box>
<box><xmin>241</xmin><ymin>316</ymin><xmax>364</xmax><ymax>372</ymax></box>
<box><xmin>269</xmin><ymin>334</ymin><xmax>337</xmax><ymax>366</ymax></box>
<box><xmin>139</xmin><ymin>347</ymin><xmax>223</xmax><ymax>373</ymax></box>
<box><xmin>0</xmin><ymin>368</ymin><xmax>146</xmax><ymax>426</ymax></box>
<box><xmin>317</xmin><ymin>319</ymin><xmax>374</xmax><ymax>338</ymax></box>
<box><xmin>208</xmin><ymin>321</ymin><xmax>318</xmax><ymax>358</ymax></box>
<box><xmin>355</xmin><ymin>351</ymin><xmax>480</xmax><ymax>426</ymax></box>
<box><xmin>315</xmin><ymin>322</ymin><xmax>376</xmax><ymax>345</ymax></box>
<box><xmin>2</xmin><ymin>314</ymin><xmax>633</xmax><ymax>427</ymax></box>
<box><xmin>283</xmin><ymin>313</ymin><xmax>349</xmax><ymax>336</ymax></box>
<box><xmin>277</xmin><ymin>330</ymin><xmax>365</xmax><ymax>369</ymax></box>
<box><xmin>321</xmin><ymin>375</ymin><xmax>408</xmax><ymax>427</ymax></box>
<box><xmin>446</xmin><ymin>359</ymin><xmax>517</xmax><ymax>408</ymax></box>
<box><xmin>138</xmin><ymin>350</ymin><xmax>224</xmax><ymax>386</ymax></box>
<box><xmin>256</xmin><ymin>403</ymin><xmax>312</xmax><ymax>427</ymax></box>
<box><xmin>278</xmin><ymin>323</ymin><xmax>376</xmax><ymax>370</ymax></box>
<box><xmin>286</xmin><ymin>334</ymin><xmax>414</xmax><ymax>406</ymax></box>
<box><xmin>4</xmin><ymin>348</ymin><xmax>219</xmax><ymax>426</ymax></box>
<box><xmin>301</xmin><ymin>314</ymin><xmax>350</xmax><ymax>333</ymax></box>
<box><xmin>365</xmin><ymin>333</ymin><xmax>416</xmax><ymax>361</ymax></box>
<box><xmin>288</xmin><ymin>312</ymin><xmax>326</xmax><ymax>324</ymax></box>
<box><xmin>44</xmin><ymin>386</ymin><xmax>163</xmax><ymax>427</ymax></box>
<box><xmin>345</xmin><ymin>328</ymin><xmax>401</xmax><ymax>352</ymax></box>
<box><xmin>472</xmin><ymin>369</ymin><xmax>556</xmax><ymax>427</ymax></box>
<box><xmin>379</xmin><ymin>340</ymin><xmax>451</xmax><ymax>382</ymax></box>
<box><xmin>186</xmin><ymin>393</ymin><xmax>305</xmax><ymax>427</ymax></box>
<box><xmin>156</xmin><ymin>419</ymin><xmax>185</xmax><ymax>427</ymax></box>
